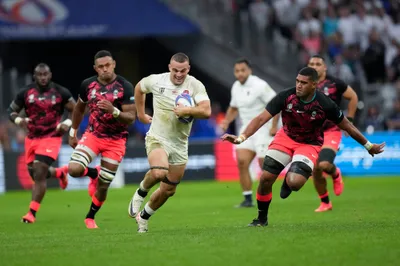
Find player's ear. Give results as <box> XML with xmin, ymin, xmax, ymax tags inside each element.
<box><xmin>113</xmin><ymin>60</ymin><xmax>116</xmax><ymax>68</ymax></box>
<box><xmin>187</xmin><ymin>65</ymin><xmax>191</xmax><ymax>72</ymax></box>
<box><xmin>168</xmin><ymin>64</ymin><xmax>172</xmax><ymax>71</ymax></box>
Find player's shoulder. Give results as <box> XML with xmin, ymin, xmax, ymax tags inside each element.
<box><xmin>52</xmin><ymin>82</ymin><xmax>71</xmax><ymax>94</ymax></box>
<box><xmin>81</xmin><ymin>76</ymin><xmax>97</xmax><ymax>87</ymax></box>
<box><xmin>186</xmin><ymin>74</ymin><xmax>204</xmax><ymax>87</ymax></box>
<box><xmin>326</xmin><ymin>74</ymin><xmax>346</xmax><ymax>85</ymax></box>
<box><xmin>18</xmin><ymin>83</ymin><xmax>36</xmax><ymax>94</ymax></box>
<box><xmin>316</xmin><ymin>90</ymin><xmax>335</xmax><ymax>105</ymax></box>
<box><xmin>279</xmin><ymin>87</ymin><xmax>296</xmax><ymax>97</ymax></box>
<box><xmin>116</xmin><ymin>75</ymin><xmax>133</xmax><ymax>88</ymax></box>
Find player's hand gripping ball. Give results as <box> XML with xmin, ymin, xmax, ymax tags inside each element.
<box><xmin>175</xmin><ymin>93</ymin><xmax>194</xmax><ymax>124</ymax></box>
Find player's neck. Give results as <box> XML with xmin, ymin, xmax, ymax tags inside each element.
<box><xmin>318</xmin><ymin>73</ymin><xmax>326</xmax><ymax>83</ymax></box>
<box><xmin>300</xmin><ymin>91</ymin><xmax>316</xmax><ymax>103</ymax></box>
<box><xmin>36</xmin><ymin>82</ymin><xmax>50</xmax><ymax>92</ymax></box>
<box><xmin>240</xmin><ymin>75</ymin><xmax>251</xmax><ymax>85</ymax></box>
<box><xmin>98</xmin><ymin>73</ymin><xmax>117</xmax><ymax>85</ymax></box>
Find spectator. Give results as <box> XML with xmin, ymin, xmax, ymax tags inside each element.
<box><xmin>327</xmin><ymin>32</ymin><xmax>344</xmax><ymax>61</ymax></box>
<box><xmin>322</xmin><ymin>4</ymin><xmax>339</xmax><ymax>38</ymax></box>
<box><xmin>353</xmin><ymin>4</ymin><xmax>376</xmax><ymax>51</ymax></box>
<box><xmin>386</xmin><ymin>98</ymin><xmax>400</xmax><ymax>130</ymax></box>
<box><xmin>364</xmin><ymin>106</ymin><xmax>387</xmax><ymax>132</ymax></box>
<box><xmin>361</xmin><ymin>28</ymin><xmax>386</xmax><ymax>83</ymax></box>
<box><xmin>337</xmin><ymin>5</ymin><xmax>357</xmax><ymax>47</ymax></box>
<box><xmin>329</xmin><ymin>54</ymin><xmax>355</xmax><ymax>84</ymax></box>
<box><xmin>273</xmin><ymin>0</ymin><xmax>303</xmax><ymax>49</ymax></box>
<box><xmin>388</xmin><ymin>41</ymin><xmax>400</xmax><ymax>82</ymax></box>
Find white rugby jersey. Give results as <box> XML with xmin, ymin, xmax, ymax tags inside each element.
<box><xmin>140</xmin><ymin>73</ymin><xmax>210</xmax><ymax>146</ymax></box>
<box><xmin>230</xmin><ymin>75</ymin><xmax>276</xmax><ymax>130</ymax></box>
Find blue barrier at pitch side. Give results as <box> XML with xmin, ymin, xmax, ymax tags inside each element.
<box><xmin>336</xmin><ymin>132</ymin><xmax>400</xmax><ymax>176</ymax></box>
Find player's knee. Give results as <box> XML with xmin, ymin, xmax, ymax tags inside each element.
<box><xmin>317</xmin><ymin>161</ymin><xmax>333</xmax><ymax>172</ymax></box>
<box><xmin>32</xmin><ymin>161</ymin><xmax>49</xmax><ymax>180</ymax></box>
<box><xmin>68</xmin><ymin>163</ymin><xmax>85</xmax><ymax>177</ymax></box>
<box><xmin>317</xmin><ymin>148</ymin><xmax>336</xmax><ymax>167</ymax></box>
<box><xmin>150</xmin><ymin>168</ymin><xmax>169</xmax><ymax>182</ymax></box>
<box><xmin>237</xmin><ymin>157</ymin><xmax>251</xmax><ymax>169</ymax></box>
<box><xmin>262</xmin><ymin>155</ymin><xmax>285</xmax><ymax>175</ymax></box>
<box><xmin>287</xmin><ymin>162</ymin><xmax>312</xmax><ymax>190</ymax></box>
<box><xmin>27</xmin><ymin>166</ymin><xmax>34</xmax><ymax>179</ymax></box>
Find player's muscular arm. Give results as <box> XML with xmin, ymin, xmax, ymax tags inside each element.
<box><xmin>7</xmin><ymin>101</ymin><xmax>29</xmax><ymax>127</ymax></box>
<box><xmin>116</xmin><ymin>104</ymin><xmax>136</xmax><ymax>125</ymax></box>
<box><xmin>242</xmin><ymin>110</ymin><xmax>273</xmax><ymax>138</ymax></box>
<box><xmin>338</xmin><ymin>118</ymin><xmax>385</xmax><ymax>156</ymax></box>
<box><xmin>71</xmin><ymin>99</ymin><xmax>87</xmax><ymax>132</ymax></box>
<box><xmin>220</xmin><ymin>106</ymin><xmax>238</xmax><ymax>131</ymax></box>
<box><xmin>186</xmin><ymin>100</ymin><xmax>212</xmax><ymax>119</ymax></box>
<box><xmin>134</xmin><ymin>83</ymin><xmax>152</xmax><ymax>123</ymax></box>
<box><xmin>342</xmin><ymin>86</ymin><xmax>358</xmax><ymax>120</ymax></box>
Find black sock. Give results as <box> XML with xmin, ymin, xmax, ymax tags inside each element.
<box><xmin>140</xmin><ymin>209</ymin><xmax>152</xmax><ymax>220</ymax></box>
<box><xmin>30</xmin><ymin>209</ymin><xmax>37</xmax><ymax>217</ymax></box>
<box><xmin>137</xmin><ymin>188</ymin><xmax>148</xmax><ymax>198</ymax></box>
<box><xmin>86</xmin><ymin>167</ymin><xmax>98</xmax><ymax>179</ymax></box>
<box><xmin>320</xmin><ymin>195</ymin><xmax>330</xmax><ymax>204</ymax></box>
<box><xmin>244</xmin><ymin>194</ymin><xmax>252</xmax><ymax>202</ymax></box>
<box><xmin>86</xmin><ymin>202</ymin><xmax>101</xmax><ymax>219</ymax></box>
<box><xmin>257</xmin><ymin>200</ymin><xmax>271</xmax><ymax>222</ymax></box>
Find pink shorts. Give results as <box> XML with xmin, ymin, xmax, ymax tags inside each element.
<box><xmin>322</xmin><ymin>130</ymin><xmax>342</xmax><ymax>151</ymax></box>
<box><xmin>269</xmin><ymin>129</ymin><xmax>321</xmax><ymax>167</ymax></box>
<box><xmin>25</xmin><ymin>137</ymin><xmax>62</xmax><ymax>164</ymax></box>
<box><xmin>77</xmin><ymin>132</ymin><xmax>126</xmax><ymax>164</ymax></box>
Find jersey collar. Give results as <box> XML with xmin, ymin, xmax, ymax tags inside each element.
<box><xmin>300</xmin><ymin>92</ymin><xmax>316</xmax><ymax>104</ymax></box>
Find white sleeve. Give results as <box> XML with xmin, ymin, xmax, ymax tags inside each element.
<box><xmin>261</xmin><ymin>82</ymin><xmax>276</xmax><ymax>105</ymax></box>
<box><xmin>139</xmin><ymin>75</ymin><xmax>155</xmax><ymax>94</ymax></box>
<box><xmin>229</xmin><ymin>85</ymin><xmax>238</xmax><ymax>108</ymax></box>
<box><xmin>193</xmin><ymin>79</ymin><xmax>210</xmax><ymax>104</ymax></box>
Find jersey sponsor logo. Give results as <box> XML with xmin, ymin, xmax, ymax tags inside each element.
<box><xmin>100</xmin><ymin>91</ymin><xmax>107</xmax><ymax>95</ymax></box>
<box><xmin>38</xmin><ymin>96</ymin><xmax>46</xmax><ymax>101</ymax></box>
<box><xmin>159</xmin><ymin>87</ymin><xmax>165</xmax><ymax>94</ymax></box>
<box><xmin>296</xmin><ymin>110</ymin><xmax>305</xmax><ymax>113</ymax></box>
<box><xmin>0</xmin><ymin>0</ymin><xmax>68</xmax><ymax>25</ymax></box>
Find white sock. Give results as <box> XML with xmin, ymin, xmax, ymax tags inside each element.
<box><xmin>144</xmin><ymin>203</ymin><xmax>155</xmax><ymax>215</ymax></box>
<box><xmin>242</xmin><ymin>191</ymin><xmax>253</xmax><ymax>196</ymax></box>
<box><xmin>139</xmin><ymin>181</ymin><xmax>149</xmax><ymax>192</ymax></box>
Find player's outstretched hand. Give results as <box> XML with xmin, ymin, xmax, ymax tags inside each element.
<box><xmin>138</xmin><ymin>114</ymin><xmax>152</xmax><ymax>124</ymax></box>
<box><xmin>221</xmin><ymin>134</ymin><xmax>239</xmax><ymax>144</ymax></box>
<box><xmin>97</xmin><ymin>100</ymin><xmax>114</xmax><ymax>113</ymax></box>
<box><xmin>69</xmin><ymin>136</ymin><xmax>78</xmax><ymax>149</ymax></box>
<box><xmin>368</xmin><ymin>142</ymin><xmax>385</xmax><ymax>157</ymax></box>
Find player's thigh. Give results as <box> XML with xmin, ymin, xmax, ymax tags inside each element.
<box><xmin>322</xmin><ymin>130</ymin><xmax>342</xmax><ymax>152</ymax></box>
<box><xmin>24</xmin><ymin>137</ymin><xmax>36</xmax><ymax>165</ymax></box>
<box><xmin>35</xmin><ymin>137</ymin><xmax>62</xmax><ymax>163</ymax></box>
<box><xmin>166</xmin><ymin>141</ymin><xmax>188</xmax><ymax>167</ymax></box>
<box><xmin>262</xmin><ymin>149</ymin><xmax>292</xmax><ymax>176</ymax></box>
<box><xmin>145</xmin><ymin>135</ymin><xmax>169</xmax><ymax>179</ymax></box>
<box><xmin>70</xmin><ymin>132</ymin><xmax>99</xmax><ymax>172</ymax></box>
<box><xmin>288</xmin><ymin>145</ymin><xmax>321</xmax><ymax>187</ymax></box>
<box><xmin>99</xmin><ymin>137</ymin><xmax>126</xmax><ymax>184</ymax></box>
<box><xmin>235</xmin><ymin>143</ymin><xmax>256</xmax><ymax>169</ymax></box>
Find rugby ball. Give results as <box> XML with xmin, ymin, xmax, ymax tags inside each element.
<box><xmin>175</xmin><ymin>93</ymin><xmax>194</xmax><ymax>123</ymax></box>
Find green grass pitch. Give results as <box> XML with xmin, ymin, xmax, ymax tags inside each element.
<box><xmin>0</xmin><ymin>177</ymin><xmax>399</xmax><ymax>266</ymax></box>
